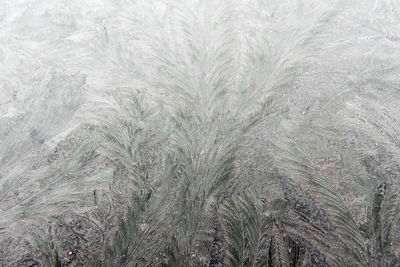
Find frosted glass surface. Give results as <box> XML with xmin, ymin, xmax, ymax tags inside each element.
<box><xmin>0</xmin><ymin>0</ymin><xmax>399</xmax><ymax>265</ymax></box>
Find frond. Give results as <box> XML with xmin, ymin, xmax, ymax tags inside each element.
<box><xmin>102</xmin><ymin>165</ymin><xmax>169</xmax><ymax>267</ymax></box>
<box><xmin>368</xmin><ymin>0</ymin><xmax>400</xmax><ymax>41</ymax></box>
<box><xmin>269</xmin><ymin>222</ymin><xmax>290</xmax><ymax>267</ymax></box>
<box><xmin>231</xmin><ymin>0</ymin><xmax>338</xmax><ymax>117</ymax></box>
<box><xmin>90</xmin><ymin>88</ymin><xmax>164</xmax><ymax>176</ymax></box>
<box><xmin>267</xmin><ymin>196</ymin><xmax>339</xmax><ymax>266</ymax></box>
<box><xmin>372</xmin><ymin>183</ymin><xmax>399</xmax><ymax>264</ymax></box>
<box><xmin>273</xmin><ymin>139</ymin><xmax>369</xmax><ymax>265</ymax></box>
<box><xmin>342</xmin><ymin>94</ymin><xmax>400</xmax><ymax>163</ymax></box>
<box><xmin>282</xmin><ymin>208</ymin><xmax>345</xmax><ymax>266</ymax></box>
<box><xmin>0</xmin><ymin>135</ymin><xmax>111</xmax><ymax>235</ymax></box>
<box><xmin>220</xmin><ymin>192</ymin><xmax>267</xmax><ymax>266</ymax></box>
